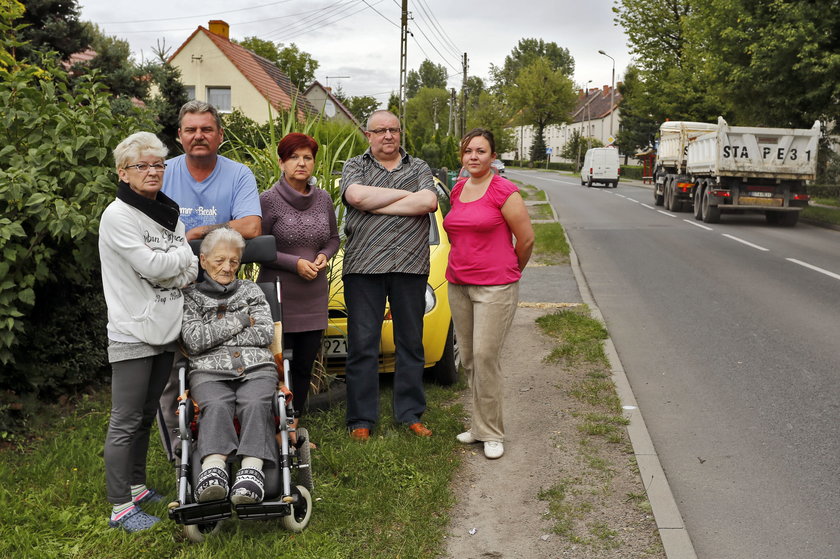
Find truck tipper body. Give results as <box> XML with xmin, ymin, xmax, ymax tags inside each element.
<box><xmin>654</xmin><ymin>117</ymin><xmax>820</xmax><ymax>226</ymax></box>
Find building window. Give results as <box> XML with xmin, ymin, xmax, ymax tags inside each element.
<box><xmin>185</xmin><ymin>86</ymin><xmax>196</xmax><ymax>100</ymax></box>
<box><xmin>207</xmin><ymin>87</ymin><xmax>231</xmax><ymax>112</ymax></box>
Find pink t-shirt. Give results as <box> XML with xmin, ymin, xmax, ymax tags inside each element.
<box><xmin>443</xmin><ymin>175</ymin><xmax>521</xmax><ymax>285</ymax></box>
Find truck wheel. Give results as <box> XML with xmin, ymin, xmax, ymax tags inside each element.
<box><xmin>665</xmin><ymin>179</ymin><xmax>677</xmax><ymax>211</ymax></box>
<box><xmin>694</xmin><ymin>184</ymin><xmax>705</xmax><ymax>221</ymax></box>
<box><xmin>654</xmin><ymin>187</ymin><xmax>664</xmax><ymax>206</ymax></box>
<box><xmin>765</xmin><ymin>212</ymin><xmax>782</xmax><ymax>225</ymax></box>
<box><xmin>702</xmin><ymin>189</ymin><xmax>721</xmax><ymax>224</ymax></box>
<box><xmin>779</xmin><ymin>212</ymin><xmax>799</xmax><ymax>227</ymax></box>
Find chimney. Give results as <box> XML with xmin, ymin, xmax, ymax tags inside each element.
<box><xmin>208</xmin><ymin>20</ymin><xmax>229</xmax><ymax>40</ymax></box>
<box><xmin>603</xmin><ymin>85</ymin><xmax>609</xmax><ymax>95</ymax></box>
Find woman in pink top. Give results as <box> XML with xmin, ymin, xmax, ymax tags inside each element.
<box><xmin>443</xmin><ymin>128</ymin><xmax>534</xmax><ymax>459</ymax></box>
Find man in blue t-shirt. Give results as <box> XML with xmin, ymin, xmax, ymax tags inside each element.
<box><xmin>157</xmin><ymin>100</ymin><xmax>262</xmax><ymax>463</ymax></box>
<box><xmin>162</xmin><ymin>100</ymin><xmax>261</xmax><ymax>240</ymax></box>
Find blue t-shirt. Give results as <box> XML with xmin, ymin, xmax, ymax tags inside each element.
<box><xmin>162</xmin><ymin>154</ymin><xmax>261</xmax><ymax>233</ymax></box>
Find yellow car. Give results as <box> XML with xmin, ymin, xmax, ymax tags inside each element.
<box><xmin>322</xmin><ymin>178</ymin><xmax>459</xmax><ymax>385</ymax></box>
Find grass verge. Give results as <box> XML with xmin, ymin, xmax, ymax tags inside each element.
<box><xmin>802</xmin><ymin>203</ymin><xmax>840</xmax><ymax>226</ymax></box>
<box><xmin>0</xmin><ymin>381</ymin><xmax>465</xmax><ymax>559</ymax></box>
<box><xmin>535</xmin><ymin>306</ymin><xmax>661</xmax><ymax>554</ymax></box>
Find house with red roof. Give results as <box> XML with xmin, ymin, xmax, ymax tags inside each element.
<box><xmin>168</xmin><ymin>20</ymin><xmax>316</xmax><ymax>123</ymax></box>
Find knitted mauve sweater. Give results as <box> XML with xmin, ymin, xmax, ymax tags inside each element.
<box><xmin>257</xmin><ymin>178</ymin><xmax>340</xmax><ymax>332</ymax></box>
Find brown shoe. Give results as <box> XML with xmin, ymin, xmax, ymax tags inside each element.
<box><xmin>349</xmin><ymin>428</ymin><xmax>370</xmax><ymax>441</ymax></box>
<box><xmin>408</xmin><ymin>422</ymin><xmax>432</xmax><ymax>437</ymax></box>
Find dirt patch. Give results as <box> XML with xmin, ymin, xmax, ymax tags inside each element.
<box><xmin>442</xmin><ymin>306</ymin><xmax>665</xmax><ymax>558</ymax></box>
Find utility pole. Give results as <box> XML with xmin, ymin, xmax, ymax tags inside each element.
<box><xmin>448</xmin><ymin>88</ymin><xmax>455</xmax><ymax>136</ymax></box>
<box><xmin>398</xmin><ymin>0</ymin><xmax>408</xmax><ymax>148</ymax></box>
<box><xmin>460</xmin><ymin>53</ymin><xmax>468</xmax><ymax>137</ymax></box>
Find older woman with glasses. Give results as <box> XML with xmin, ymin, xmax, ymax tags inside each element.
<box><xmin>99</xmin><ymin>131</ymin><xmax>198</xmax><ymax>532</ymax></box>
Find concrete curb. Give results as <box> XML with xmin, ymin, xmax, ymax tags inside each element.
<box><xmin>565</xmin><ymin>226</ymin><xmax>698</xmax><ymax>559</ymax></box>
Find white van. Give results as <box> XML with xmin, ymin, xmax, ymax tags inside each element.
<box><xmin>581</xmin><ymin>147</ymin><xmax>620</xmax><ymax>188</ymax></box>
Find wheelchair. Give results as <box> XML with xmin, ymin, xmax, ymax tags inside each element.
<box><xmin>167</xmin><ymin>236</ymin><xmax>313</xmax><ymax>542</ymax></box>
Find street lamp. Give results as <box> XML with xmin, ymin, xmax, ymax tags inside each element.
<box><xmin>598</xmin><ymin>50</ymin><xmax>615</xmax><ymax>142</ymax></box>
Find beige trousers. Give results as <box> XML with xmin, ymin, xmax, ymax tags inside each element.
<box><xmin>448</xmin><ymin>282</ymin><xmax>519</xmax><ymax>442</ymax></box>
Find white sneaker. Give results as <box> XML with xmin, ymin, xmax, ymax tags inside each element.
<box><xmin>483</xmin><ymin>441</ymin><xmax>504</xmax><ymax>459</ymax></box>
<box><xmin>456</xmin><ymin>431</ymin><xmax>478</xmax><ymax>444</ymax></box>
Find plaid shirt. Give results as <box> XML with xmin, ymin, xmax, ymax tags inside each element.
<box><xmin>340</xmin><ymin>149</ymin><xmax>436</xmax><ymax>275</ymax></box>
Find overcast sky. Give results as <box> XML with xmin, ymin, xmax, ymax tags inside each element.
<box><xmin>77</xmin><ymin>0</ymin><xmax>632</xmax><ymax>105</ymax></box>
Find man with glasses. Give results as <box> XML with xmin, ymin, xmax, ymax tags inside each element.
<box><xmin>156</xmin><ymin>100</ymin><xmax>262</xmax><ymax>464</ymax></box>
<box><xmin>340</xmin><ymin>110</ymin><xmax>438</xmax><ymax>440</ymax></box>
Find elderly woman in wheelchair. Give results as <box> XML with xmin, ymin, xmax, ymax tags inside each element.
<box><xmin>170</xmin><ymin>228</ymin><xmax>313</xmax><ymax>540</ymax></box>
<box><xmin>180</xmin><ymin>228</ymin><xmax>291</xmax><ymax>505</ymax></box>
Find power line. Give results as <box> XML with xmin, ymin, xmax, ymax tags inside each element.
<box><xmin>409</xmin><ymin>17</ymin><xmax>459</xmax><ymax>71</ymax></box>
<box><xmin>261</xmin><ymin>0</ymin><xmax>365</xmax><ymax>42</ymax></box>
<box><xmin>361</xmin><ymin>0</ymin><xmax>400</xmax><ymax>28</ymax></box>
<box><xmin>411</xmin><ymin>0</ymin><xmax>460</xmax><ymax>59</ymax></box>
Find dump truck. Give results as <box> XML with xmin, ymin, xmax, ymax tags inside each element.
<box><xmin>654</xmin><ymin>118</ymin><xmax>820</xmax><ymax>227</ymax></box>
<box><xmin>653</xmin><ymin>121</ymin><xmax>718</xmax><ymax>209</ymax></box>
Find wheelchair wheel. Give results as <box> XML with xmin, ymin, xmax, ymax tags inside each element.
<box><xmin>184</xmin><ymin>521</ymin><xmax>222</xmax><ymax>543</ymax></box>
<box><xmin>295</xmin><ymin>427</ymin><xmax>313</xmax><ymax>492</ymax></box>
<box><xmin>280</xmin><ymin>485</ymin><xmax>312</xmax><ymax>533</ymax></box>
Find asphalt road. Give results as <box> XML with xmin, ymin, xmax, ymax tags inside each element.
<box><xmin>508</xmin><ymin>169</ymin><xmax>840</xmax><ymax>559</ymax></box>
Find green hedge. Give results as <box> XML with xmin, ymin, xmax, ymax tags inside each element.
<box><xmin>620</xmin><ymin>165</ymin><xmax>644</xmax><ymax>180</ymax></box>
<box><xmin>505</xmin><ymin>159</ymin><xmax>576</xmax><ymax>172</ymax></box>
<box><xmin>809</xmin><ymin>184</ymin><xmax>840</xmax><ymax>199</ymax></box>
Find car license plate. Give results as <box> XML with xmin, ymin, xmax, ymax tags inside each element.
<box><xmin>748</xmin><ymin>191</ymin><xmax>772</xmax><ymax>197</ymax></box>
<box><xmin>322</xmin><ymin>337</ymin><xmax>347</xmax><ymax>357</ymax></box>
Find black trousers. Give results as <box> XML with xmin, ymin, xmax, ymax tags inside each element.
<box><xmin>343</xmin><ymin>273</ymin><xmax>427</xmax><ymax>429</ymax></box>
<box><xmin>283</xmin><ymin>329</ymin><xmax>323</xmax><ymax>414</ymax></box>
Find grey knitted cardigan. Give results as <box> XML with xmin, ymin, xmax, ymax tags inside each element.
<box><xmin>181</xmin><ymin>277</ymin><xmax>278</xmax><ymax>387</ymax></box>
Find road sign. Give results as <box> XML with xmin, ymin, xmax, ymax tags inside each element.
<box><xmin>546</xmin><ymin>147</ymin><xmax>552</xmax><ymax>154</ymax></box>
<box><xmin>607</xmin><ymin>136</ymin><xmax>615</xmax><ymax>145</ymax></box>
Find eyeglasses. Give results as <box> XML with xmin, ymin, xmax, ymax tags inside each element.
<box><xmin>124</xmin><ymin>163</ymin><xmax>167</xmax><ymax>172</ymax></box>
<box><xmin>367</xmin><ymin>127</ymin><xmax>401</xmax><ymax>136</ymax></box>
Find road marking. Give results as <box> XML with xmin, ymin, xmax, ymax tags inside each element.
<box><xmin>657</xmin><ymin>210</ymin><xmax>677</xmax><ymax>218</ymax></box>
<box><xmin>628</xmin><ymin>198</ymin><xmax>640</xmax><ymax>204</ymax></box>
<box><xmin>722</xmin><ymin>234</ymin><xmax>769</xmax><ymax>251</ymax></box>
<box><xmin>786</xmin><ymin>258</ymin><xmax>840</xmax><ymax>281</ymax></box>
<box><xmin>641</xmin><ymin>203</ymin><xmax>655</xmax><ymax>210</ymax></box>
<box><xmin>684</xmin><ymin>220</ymin><xmax>713</xmax><ymax>231</ymax></box>
<box><xmin>616</xmin><ymin>193</ymin><xmax>627</xmax><ymax>198</ymax></box>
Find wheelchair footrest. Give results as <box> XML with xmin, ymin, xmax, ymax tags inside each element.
<box><xmin>168</xmin><ymin>500</ymin><xmax>232</xmax><ymax>525</ymax></box>
<box><xmin>233</xmin><ymin>499</ymin><xmax>292</xmax><ymax>520</ymax></box>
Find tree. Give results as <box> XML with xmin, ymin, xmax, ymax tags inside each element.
<box><xmin>467</xmin><ymin>91</ymin><xmax>514</xmax><ymax>155</ymax></box>
<box><xmin>77</xmin><ymin>24</ymin><xmax>150</xmax><ymax>101</ymax></box>
<box><xmin>613</xmin><ymin>65</ymin><xmax>659</xmax><ymax>155</ymax></box>
<box><xmin>387</xmin><ymin>91</ymin><xmax>400</xmax><ymax>117</ymax></box>
<box><xmin>14</xmin><ymin>0</ymin><xmax>93</xmax><ymax>61</ymax></box>
<box><xmin>148</xmin><ymin>41</ymin><xmax>190</xmax><ymax>153</ymax></box>
<box><xmin>560</xmin><ymin>130</ymin><xmax>604</xmax><ymax>170</ymax></box>
<box><xmin>406</xmin><ymin>59</ymin><xmax>448</xmax><ymax>98</ymax></box>
<box><xmin>613</xmin><ymin>0</ymin><xmax>691</xmax><ymax>74</ymax></box>
<box><xmin>343</xmin><ymin>95</ymin><xmax>379</xmax><ymax>126</ymax></box>
<box><xmin>405</xmin><ymin>87</ymin><xmax>450</xmax><ymax>143</ymax></box>
<box><xmin>686</xmin><ymin>0</ymin><xmax>840</xmax><ymax>128</ymax></box>
<box><xmin>235</xmin><ymin>37</ymin><xmax>318</xmax><ymax>88</ymax></box>
<box><xmin>491</xmin><ymin>38</ymin><xmax>574</xmax><ymax>90</ymax></box>
<box><xmin>506</xmin><ymin>57</ymin><xmax>577</xmax><ymax>161</ymax></box>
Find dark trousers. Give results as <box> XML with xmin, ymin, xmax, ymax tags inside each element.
<box><xmin>105</xmin><ymin>352</ymin><xmax>173</xmax><ymax>504</ymax></box>
<box><xmin>343</xmin><ymin>273</ymin><xmax>427</xmax><ymax>429</ymax></box>
<box><xmin>283</xmin><ymin>329</ymin><xmax>323</xmax><ymax>414</ymax></box>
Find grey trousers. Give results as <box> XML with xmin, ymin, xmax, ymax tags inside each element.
<box><xmin>448</xmin><ymin>282</ymin><xmax>519</xmax><ymax>442</ymax></box>
<box><xmin>190</xmin><ymin>376</ymin><xmax>279</xmax><ymax>466</ymax></box>
<box><xmin>105</xmin><ymin>352</ymin><xmax>173</xmax><ymax>504</ymax></box>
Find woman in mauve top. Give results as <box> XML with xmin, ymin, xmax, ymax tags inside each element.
<box><xmin>258</xmin><ymin>133</ymin><xmax>339</xmax><ymax>445</ymax></box>
<box><xmin>443</xmin><ymin>128</ymin><xmax>534</xmax><ymax>460</ymax></box>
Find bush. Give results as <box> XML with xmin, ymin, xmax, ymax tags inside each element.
<box><xmin>0</xmin><ymin>7</ymin><xmax>157</xmax><ymax>372</ymax></box>
<box><xmin>620</xmin><ymin>165</ymin><xmax>644</xmax><ymax>180</ymax></box>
